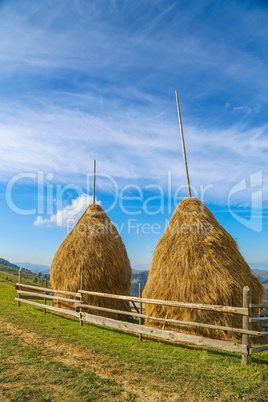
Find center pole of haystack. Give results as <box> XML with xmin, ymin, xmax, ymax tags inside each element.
<box><xmin>175</xmin><ymin>91</ymin><xmax>192</xmax><ymax>197</ymax></box>
<box><xmin>93</xmin><ymin>160</ymin><xmax>96</xmax><ymax>205</ymax></box>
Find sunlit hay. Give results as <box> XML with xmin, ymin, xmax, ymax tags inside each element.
<box><xmin>142</xmin><ymin>198</ymin><xmax>264</xmax><ymax>340</ymax></box>
<box><xmin>50</xmin><ymin>204</ymin><xmax>132</xmax><ymax>319</ymax></box>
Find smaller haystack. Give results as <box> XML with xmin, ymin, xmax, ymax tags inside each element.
<box><xmin>50</xmin><ymin>204</ymin><xmax>131</xmax><ymax>319</ymax></box>
<box><xmin>143</xmin><ymin>198</ymin><xmax>264</xmax><ymax>340</ymax></box>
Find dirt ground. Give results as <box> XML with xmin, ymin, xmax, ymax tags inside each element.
<box><xmin>0</xmin><ymin>319</ymin><xmax>199</xmax><ymax>402</ymax></box>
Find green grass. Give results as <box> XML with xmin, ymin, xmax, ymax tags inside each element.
<box><xmin>0</xmin><ymin>331</ymin><xmax>124</xmax><ymax>401</ymax></box>
<box><xmin>0</xmin><ymin>264</ymin><xmax>268</xmax><ymax>401</ymax></box>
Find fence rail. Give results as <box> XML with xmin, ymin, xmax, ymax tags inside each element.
<box><xmin>79</xmin><ymin>289</ymin><xmax>248</xmax><ymax>315</ymax></box>
<box><xmin>15</xmin><ymin>269</ymin><xmax>268</xmax><ymax>367</ymax></box>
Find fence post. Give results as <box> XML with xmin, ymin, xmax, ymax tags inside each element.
<box><xmin>242</xmin><ymin>286</ymin><xmax>252</xmax><ymax>366</ymax></box>
<box><xmin>17</xmin><ymin>268</ymin><xmax>22</xmax><ymax>307</ymax></box>
<box><xmin>80</xmin><ymin>272</ymin><xmax>84</xmax><ymax>327</ymax></box>
<box><xmin>139</xmin><ymin>283</ymin><xmax>143</xmax><ymax>342</ymax></box>
<box><xmin>44</xmin><ymin>277</ymin><xmax>47</xmax><ymax>315</ymax></box>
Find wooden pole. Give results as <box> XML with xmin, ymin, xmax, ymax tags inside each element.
<box><xmin>93</xmin><ymin>160</ymin><xmax>96</xmax><ymax>205</ymax></box>
<box><xmin>175</xmin><ymin>91</ymin><xmax>192</xmax><ymax>197</ymax></box>
<box><xmin>139</xmin><ymin>283</ymin><xmax>143</xmax><ymax>342</ymax></box>
<box><xmin>17</xmin><ymin>268</ymin><xmax>22</xmax><ymax>307</ymax></box>
<box><xmin>242</xmin><ymin>286</ymin><xmax>252</xmax><ymax>366</ymax></box>
<box><xmin>80</xmin><ymin>272</ymin><xmax>84</xmax><ymax>327</ymax></box>
<box><xmin>44</xmin><ymin>277</ymin><xmax>47</xmax><ymax>315</ymax></box>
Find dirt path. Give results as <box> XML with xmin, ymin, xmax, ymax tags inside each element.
<box><xmin>0</xmin><ymin>319</ymin><xmax>198</xmax><ymax>402</ymax></box>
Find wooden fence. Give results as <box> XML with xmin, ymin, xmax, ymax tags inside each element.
<box><xmin>15</xmin><ymin>269</ymin><xmax>268</xmax><ymax>366</ymax></box>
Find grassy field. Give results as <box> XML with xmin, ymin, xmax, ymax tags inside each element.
<box><xmin>0</xmin><ymin>264</ymin><xmax>268</xmax><ymax>401</ymax></box>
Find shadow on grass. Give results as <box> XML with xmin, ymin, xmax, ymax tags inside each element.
<box><xmin>77</xmin><ymin>319</ymin><xmax>244</xmax><ymax>363</ymax></box>
<box><xmin>20</xmin><ymin>306</ymin><xmax>268</xmax><ymax>366</ymax></box>
<box><xmin>251</xmin><ymin>355</ymin><xmax>268</xmax><ymax>365</ymax></box>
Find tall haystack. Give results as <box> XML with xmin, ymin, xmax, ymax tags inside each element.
<box><xmin>50</xmin><ymin>204</ymin><xmax>131</xmax><ymax>319</ymax></box>
<box><xmin>143</xmin><ymin>197</ymin><xmax>264</xmax><ymax>340</ymax></box>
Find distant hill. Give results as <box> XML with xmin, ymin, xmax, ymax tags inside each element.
<box><xmin>0</xmin><ymin>263</ymin><xmax>49</xmax><ymax>287</ymax></box>
<box><xmin>251</xmin><ymin>263</ymin><xmax>268</xmax><ymax>272</ymax></box>
<box><xmin>254</xmin><ymin>271</ymin><xmax>268</xmax><ymax>284</ymax></box>
<box><xmin>131</xmin><ymin>270</ymin><xmax>149</xmax><ymax>296</ymax></box>
<box><xmin>14</xmin><ymin>262</ymin><xmax>50</xmax><ymax>275</ymax></box>
<box><xmin>0</xmin><ymin>258</ymin><xmax>20</xmax><ymax>270</ymax></box>
<box><xmin>0</xmin><ymin>258</ymin><xmax>33</xmax><ymax>274</ymax></box>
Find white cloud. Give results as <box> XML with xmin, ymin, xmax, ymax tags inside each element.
<box><xmin>1</xmin><ymin>100</ymin><xmax>268</xmax><ymax>205</ymax></box>
<box><xmin>0</xmin><ymin>0</ymin><xmax>268</xmax><ymax>206</ymax></box>
<box><xmin>233</xmin><ymin>106</ymin><xmax>252</xmax><ymax>113</ymax></box>
<box><xmin>34</xmin><ymin>193</ymin><xmax>100</xmax><ymax>227</ymax></box>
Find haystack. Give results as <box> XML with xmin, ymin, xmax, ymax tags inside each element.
<box><xmin>50</xmin><ymin>204</ymin><xmax>131</xmax><ymax>319</ymax></box>
<box><xmin>143</xmin><ymin>197</ymin><xmax>264</xmax><ymax>340</ymax></box>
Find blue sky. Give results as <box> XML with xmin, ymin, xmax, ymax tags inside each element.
<box><xmin>0</xmin><ymin>0</ymin><xmax>268</xmax><ymax>270</ymax></box>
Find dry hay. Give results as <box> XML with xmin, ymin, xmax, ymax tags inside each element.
<box><xmin>142</xmin><ymin>197</ymin><xmax>264</xmax><ymax>340</ymax></box>
<box><xmin>50</xmin><ymin>204</ymin><xmax>131</xmax><ymax>319</ymax></box>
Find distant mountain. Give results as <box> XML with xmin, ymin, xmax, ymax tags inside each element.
<box><xmin>131</xmin><ymin>270</ymin><xmax>149</xmax><ymax>296</ymax></box>
<box><xmin>14</xmin><ymin>262</ymin><xmax>50</xmax><ymax>275</ymax></box>
<box><xmin>132</xmin><ymin>268</ymin><xmax>148</xmax><ymax>273</ymax></box>
<box><xmin>0</xmin><ymin>258</ymin><xmax>33</xmax><ymax>274</ymax></box>
<box><xmin>0</xmin><ymin>258</ymin><xmax>51</xmax><ymax>276</ymax></box>
<box><xmin>254</xmin><ymin>271</ymin><xmax>268</xmax><ymax>285</ymax></box>
<box><xmin>0</xmin><ymin>258</ymin><xmax>20</xmax><ymax>270</ymax></box>
<box><xmin>251</xmin><ymin>263</ymin><xmax>268</xmax><ymax>272</ymax></box>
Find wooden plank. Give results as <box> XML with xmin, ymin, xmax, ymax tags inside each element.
<box><xmin>16</xmin><ymin>283</ymin><xmax>81</xmax><ymax>297</ymax></box>
<box><xmin>17</xmin><ymin>291</ymin><xmax>78</xmax><ymax>303</ymax></box>
<box><xmin>79</xmin><ymin>290</ymin><xmax>247</xmax><ymax>315</ymax></box>
<box><xmin>80</xmin><ymin>272</ymin><xmax>84</xmax><ymax>327</ymax></box>
<box><xmin>131</xmin><ymin>301</ymin><xmax>140</xmax><ymax>314</ymax></box>
<box><xmin>76</xmin><ymin>303</ymin><xmax>261</xmax><ymax>336</ymax></box>
<box><xmin>19</xmin><ymin>295</ymin><xmax>45</xmax><ymax>301</ymax></box>
<box><xmin>17</xmin><ymin>268</ymin><xmax>22</xmax><ymax>307</ymax></box>
<box><xmin>81</xmin><ymin>312</ymin><xmax>247</xmax><ymax>354</ymax></box>
<box><xmin>250</xmin><ymin>303</ymin><xmax>268</xmax><ymax>308</ymax></box>
<box><xmin>139</xmin><ymin>283</ymin><xmax>143</xmax><ymax>342</ymax></box>
<box><xmin>250</xmin><ymin>317</ymin><xmax>268</xmax><ymax>322</ymax></box>
<box><xmin>242</xmin><ymin>286</ymin><xmax>252</xmax><ymax>366</ymax></box>
<box><xmin>250</xmin><ymin>345</ymin><xmax>268</xmax><ymax>355</ymax></box>
<box><xmin>76</xmin><ymin>303</ymin><xmax>143</xmax><ymax>317</ymax></box>
<box><xmin>44</xmin><ymin>278</ymin><xmax>47</xmax><ymax>315</ymax></box>
<box><xmin>15</xmin><ymin>298</ymin><xmax>80</xmax><ymax>318</ymax></box>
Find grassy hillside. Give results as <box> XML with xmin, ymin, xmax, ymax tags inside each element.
<box><xmin>0</xmin><ymin>258</ymin><xmax>34</xmax><ymax>274</ymax></box>
<box><xmin>0</xmin><ymin>263</ymin><xmax>268</xmax><ymax>401</ymax></box>
<box><xmin>0</xmin><ymin>264</ymin><xmax>48</xmax><ymax>287</ymax></box>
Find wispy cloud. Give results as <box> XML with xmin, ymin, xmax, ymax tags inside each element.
<box><xmin>0</xmin><ymin>0</ymin><xmax>268</xmax><ymax>206</ymax></box>
<box><xmin>0</xmin><ymin>1</ymin><xmax>267</xmax><ymax>99</ymax></box>
<box><xmin>233</xmin><ymin>106</ymin><xmax>252</xmax><ymax>113</ymax></box>
<box><xmin>33</xmin><ymin>193</ymin><xmax>100</xmax><ymax>227</ymax></box>
<box><xmin>1</xmin><ymin>99</ymin><xmax>268</xmax><ymax>205</ymax></box>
